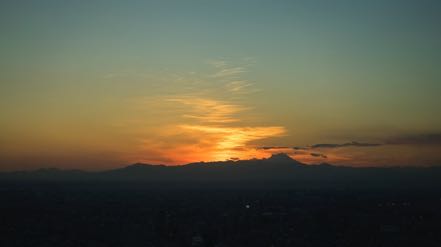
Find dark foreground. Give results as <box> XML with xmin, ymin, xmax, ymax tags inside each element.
<box><xmin>1</xmin><ymin>182</ymin><xmax>440</xmax><ymax>247</ymax></box>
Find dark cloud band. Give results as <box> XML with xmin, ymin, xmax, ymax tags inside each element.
<box><xmin>258</xmin><ymin>141</ymin><xmax>381</xmax><ymax>151</ymax></box>
<box><xmin>385</xmin><ymin>134</ymin><xmax>441</xmax><ymax>146</ymax></box>
<box><xmin>310</xmin><ymin>141</ymin><xmax>381</xmax><ymax>149</ymax></box>
<box><xmin>257</xmin><ymin>134</ymin><xmax>441</xmax><ymax>160</ymax></box>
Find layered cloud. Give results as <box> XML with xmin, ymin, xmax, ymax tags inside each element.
<box><xmin>117</xmin><ymin>58</ymin><xmax>441</xmax><ymax>167</ymax></box>
<box><xmin>256</xmin><ymin>133</ymin><xmax>441</xmax><ymax>166</ymax></box>
<box><xmin>260</xmin><ymin>141</ymin><xmax>382</xmax><ymax>151</ymax></box>
<box><xmin>130</xmin><ymin>59</ymin><xmax>287</xmax><ymax>164</ymax></box>
<box><xmin>179</xmin><ymin>124</ymin><xmax>286</xmax><ymax>161</ymax></box>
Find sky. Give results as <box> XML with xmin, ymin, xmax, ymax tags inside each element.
<box><xmin>1</xmin><ymin>0</ymin><xmax>441</xmax><ymax>170</ymax></box>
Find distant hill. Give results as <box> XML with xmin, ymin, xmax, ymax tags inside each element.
<box><xmin>1</xmin><ymin>153</ymin><xmax>441</xmax><ymax>189</ymax></box>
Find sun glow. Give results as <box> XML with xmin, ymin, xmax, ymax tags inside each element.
<box><xmin>179</xmin><ymin>125</ymin><xmax>286</xmax><ymax>162</ymax></box>
<box><xmin>132</xmin><ymin>91</ymin><xmax>287</xmax><ymax>164</ymax></box>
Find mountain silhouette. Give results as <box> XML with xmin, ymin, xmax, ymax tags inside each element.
<box><xmin>1</xmin><ymin>153</ymin><xmax>441</xmax><ymax>189</ymax></box>
<box><xmin>266</xmin><ymin>153</ymin><xmax>299</xmax><ymax>163</ymax></box>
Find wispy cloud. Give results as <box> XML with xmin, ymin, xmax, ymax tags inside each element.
<box><xmin>226</xmin><ymin>80</ymin><xmax>255</xmax><ymax>94</ymax></box>
<box><xmin>167</xmin><ymin>97</ymin><xmax>247</xmax><ymax>124</ymax></box>
<box><xmin>129</xmin><ymin>59</ymin><xmax>286</xmax><ymax>164</ymax></box>
<box><xmin>207</xmin><ymin>59</ymin><xmax>258</xmax><ymax>95</ymax></box>
<box><xmin>211</xmin><ymin>67</ymin><xmax>247</xmax><ymax>78</ymax></box>
<box><xmin>207</xmin><ymin>59</ymin><xmax>228</xmax><ymax>69</ymax></box>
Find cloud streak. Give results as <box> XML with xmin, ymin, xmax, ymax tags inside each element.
<box><xmin>310</xmin><ymin>152</ymin><xmax>328</xmax><ymax>158</ymax></box>
<box><xmin>310</xmin><ymin>141</ymin><xmax>382</xmax><ymax>149</ymax></box>
<box><xmin>226</xmin><ymin>80</ymin><xmax>253</xmax><ymax>93</ymax></box>
<box><xmin>208</xmin><ymin>59</ymin><xmax>258</xmax><ymax>95</ymax></box>
<box><xmin>255</xmin><ymin>134</ymin><xmax>441</xmax><ymax>166</ymax></box>
<box><xmin>132</xmin><ymin>59</ymin><xmax>286</xmax><ymax>164</ymax></box>
<box><xmin>211</xmin><ymin>67</ymin><xmax>247</xmax><ymax>78</ymax></box>
<box><xmin>167</xmin><ymin>97</ymin><xmax>247</xmax><ymax>123</ymax></box>
<box><xmin>259</xmin><ymin>141</ymin><xmax>382</xmax><ymax>151</ymax></box>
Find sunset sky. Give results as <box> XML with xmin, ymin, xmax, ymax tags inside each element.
<box><xmin>1</xmin><ymin>0</ymin><xmax>441</xmax><ymax>170</ymax></box>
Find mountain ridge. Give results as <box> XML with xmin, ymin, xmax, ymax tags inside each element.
<box><xmin>1</xmin><ymin>153</ymin><xmax>441</xmax><ymax>189</ymax></box>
